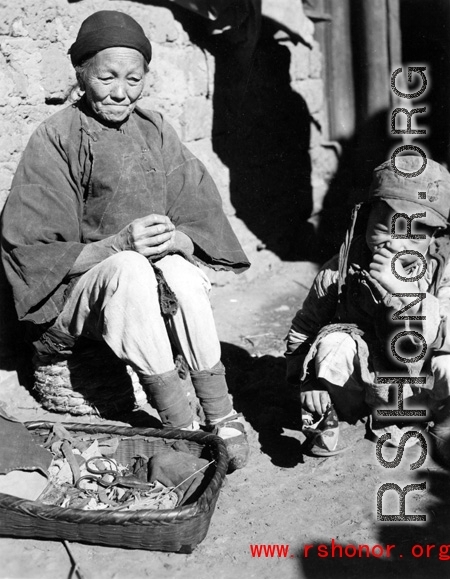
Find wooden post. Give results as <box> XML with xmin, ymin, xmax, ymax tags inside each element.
<box><xmin>387</xmin><ymin>0</ymin><xmax>402</xmax><ymax>109</ymax></box>
<box><xmin>327</xmin><ymin>0</ymin><xmax>356</xmax><ymax>140</ymax></box>
<box><xmin>357</xmin><ymin>0</ymin><xmax>392</xmax><ymax>123</ymax></box>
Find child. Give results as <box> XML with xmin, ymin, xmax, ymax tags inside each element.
<box><xmin>286</xmin><ymin>156</ymin><xmax>450</xmax><ymax>464</ymax></box>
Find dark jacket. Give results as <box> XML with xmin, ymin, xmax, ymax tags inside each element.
<box><xmin>1</xmin><ymin>100</ymin><xmax>249</xmax><ymax>326</ymax></box>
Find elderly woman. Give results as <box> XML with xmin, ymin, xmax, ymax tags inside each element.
<box><xmin>1</xmin><ymin>11</ymin><xmax>250</xmax><ymax>470</ymax></box>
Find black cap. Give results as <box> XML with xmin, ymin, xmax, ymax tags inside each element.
<box><xmin>69</xmin><ymin>10</ymin><xmax>152</xmax><ymax>66</ymax></box>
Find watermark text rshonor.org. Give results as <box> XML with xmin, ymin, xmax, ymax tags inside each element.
<box><xmin>376</xmin><ymin>66</ymin><xmax>430</xmax><ymax>522</ymax></box>
<box><xmin>249</xmin><ymin>540</ymin><xmax>450</xmax><ymax>560</ymax></box>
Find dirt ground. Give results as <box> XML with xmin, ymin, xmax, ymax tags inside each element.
<box><xmin>1</xmin><ymin>259</ymin><xmax>450</xmax><ymax>579</ymax></box>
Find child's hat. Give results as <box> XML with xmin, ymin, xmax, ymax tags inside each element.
<box><xmin>370</xmin><ymin>155</ymin><xmax>450</xmax><ymax>227</ymax></box>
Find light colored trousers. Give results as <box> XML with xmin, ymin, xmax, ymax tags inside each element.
<box><xmin>316</xmin><ymin>332</ymin><xmax>450</xmax><ymax>405</ymax></box>
<box><xmin>51</xmin><ymin>252</ymin><xmax>221</xmax><ymax>375</ymax></box>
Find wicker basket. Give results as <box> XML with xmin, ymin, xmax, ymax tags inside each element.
<box><xmin>0</xmin><ymin>422</ymin><xmax>228</xmax><ymax>553</ymax></box>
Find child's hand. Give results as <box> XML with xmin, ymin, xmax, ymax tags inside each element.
<box><xmin>369</xmin><ymin>247</ymin><xmax>411</xmax><ymax>294</ymax></box>
<box><xmin>301</xmin><ymin>386</ymin><xmax>331</xmax><ymax>416</ymax></box>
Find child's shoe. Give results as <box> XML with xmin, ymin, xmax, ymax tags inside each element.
<box><xmin>428</xmin><ymin>397</ymin><xmax>450</xmax><ymax>468</ymax></box>
<box><xmin>368</xmin><ymin>416</ymin><xmax>423</xmax><ymax>448</ymax></box>
<box><xmin>302</xmin><ymin>405</ymin><xmax>348</xmax><ymax>456</ymax></box>
<box><xmin>428</xmin><ymin>422</ymin><xmax>450</xmax><ymax>468</ymax></box>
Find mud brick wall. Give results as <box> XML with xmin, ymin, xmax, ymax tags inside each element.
<box><xmin>0</xmin><ymin>1</ymin><xmax>225</xmax><ymax>208</ymax></box>
<box><xmin>0</xmin><ymin>0</ymin><xmax>332</xmax><ymax>360</ymax></box>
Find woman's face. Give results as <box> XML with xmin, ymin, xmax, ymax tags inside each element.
<box><xmin>82</xmin><ymin>47</ymin><xmax>146</xmax><ymax>124</ymax></box>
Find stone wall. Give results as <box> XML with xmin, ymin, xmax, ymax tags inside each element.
<box><xmin>0</xmin><ymin>1</ymin><xmax>221</xmax><ymax>207</ymax></box>
<box><xmin>0</xmin><ymin>0</ymin><xmax>333</xmax><ymax>360</ymax></box>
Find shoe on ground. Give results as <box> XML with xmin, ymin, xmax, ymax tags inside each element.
<box><xmin>428</xmin><ymin>422</ymin><xmax>450</xmax><ymax>468</ymax></box>
<box><xmin>209</xmin><ymin>413</ymin><xmax>250</xmax><ymax>473</ymax></box>
<box><xmin>302</xmin><ymin>405</ymin><xmax>348</xmax><ymax>456</ymax></box>
<box><xmin>368</xmin><ymin>416</ymin><xmax>423</xmax><ymax>448</ymax></box>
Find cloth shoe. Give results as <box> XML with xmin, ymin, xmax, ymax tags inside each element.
<box><xmin>428</xmin><ymin>422</ymin><xmax>450</xmax><ymax>468</ymax></box>
<box><xmin>368</xmin><ymin>415</ymin><xmax>424</xmax><ymax>448</ymax></box>
<box><xmin>302</xmin><ymin>404</ymin><xmax>347</xmax><ymax>456</ymax></box>
<box><xmin>428</xmin><ymin>397</ymin><xmax>450</xmax><ymax>468</ymax></box>
<box><xmin>208</xmin><ymin>412</ymin><xmax>249</xmax><ymax>472</ymax></box>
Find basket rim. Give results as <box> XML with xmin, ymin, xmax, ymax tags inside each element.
<box><xmin>0</xmin><ymin>421</ymin><xmax>228</xmax><ymax>525</ymax></box>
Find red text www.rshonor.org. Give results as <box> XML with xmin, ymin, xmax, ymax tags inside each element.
<box><xmin>250</xmin><ymin>541</ymin><xmax>450</xmax><ymax>560</ymax></box>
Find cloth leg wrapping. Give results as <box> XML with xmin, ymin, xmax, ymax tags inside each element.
<box><xmin>139</xmin><ymin>369</ymin><xmax>193</xmax><ymax>428</ymax></box>
<box><xmin>190</xmin><ymin>361</ymin><xmax>232</xmax><ymax>422</ymax></box>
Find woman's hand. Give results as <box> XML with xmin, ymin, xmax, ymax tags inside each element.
<box><xmin>113</xmin><ymin>214</ymin><xmax>195</xmax><ymax>259</ymax></box>
<box><xmin>114</xmin><ymin>214</ymin><xmax>176</xmax><ymax>258</ymax></box>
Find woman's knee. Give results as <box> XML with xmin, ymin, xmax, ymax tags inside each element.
<box><xmin>105</xmin><ymin>250</ymin><xmax>149</xmax><ymax>270</ymax></box>
<box><xmin>158</xmin><ymin>254</ymin><xmax>210</xmax><ymax>301</ymax></box>
<box><xmin>100</xmin><ymin>251</ymin><xmax>156</xmax><ymax>284</ymax></box>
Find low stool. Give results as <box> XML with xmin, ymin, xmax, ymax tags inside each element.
<box><xmin>33</xmin><ymin>340</ymin><xmax>146</xmax><ymax>418</ymax></box>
